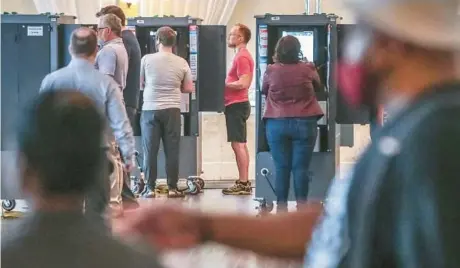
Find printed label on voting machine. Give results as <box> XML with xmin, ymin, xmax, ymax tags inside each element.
<box><xmin>27</xmin><ymin>26</ymin><xmax>43</xmax><ymax>36</ymax></box>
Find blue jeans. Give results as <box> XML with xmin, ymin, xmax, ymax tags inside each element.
<box><xmin>265</xmin><ymin>117</ymin><xmax>318</xmax><ymax>206</ymax></box>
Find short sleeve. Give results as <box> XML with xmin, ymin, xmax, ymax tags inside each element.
<box><xmin>183</xmin><ymin>60</ymin><xmax>193</xmax><ymax>84</ymax></box>
<box><xmin>236</xmin><ymin>56</ymin><xmax>252</xmax><ymax>77</ymax></box>
<box><xmin>96</xmin><ymin>48</ymin><xmax>117</xmax><ymax>77</ymax></box>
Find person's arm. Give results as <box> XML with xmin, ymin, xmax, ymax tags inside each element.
<box><xmin>181</xmin><ymin>61</ymin><xmax>194</xmax><ymax>93</ymax></box>
<box><xmin>396</xmin><ymin>110</ymin><xmax>460</xmax><ymax>267</ymax></box>
<box><xmin>202</xmin><ymin>203</ymin><xmax>323</xmax><ymax>259</ymax></box>
<box><xmin>106</xmin><ymin>79</ymin><xmax>135</xmax><ymax>162</ymax></box>
<box><xmin>226</xmin><ymin>57</ymin><xmax>253</xmax><ymax>90</ymax></box>
<box><xmin>140</xmin><ymin>56</ymin><xmax>146</xmax><ymax>91</ymax></box>
<box><xmin>96</xmin><ymin>47</ymin><xmax>117</xmax><ymax>78</ymax></box>
<box><xmin>261</xmin><ymin>66</ymin><xmax>270</xmax><ymax>96</ymax></box>
<box><xmin>309</xmin><ymin>65</ymin><xmax>322</xmax><ymax>92</ymax></box>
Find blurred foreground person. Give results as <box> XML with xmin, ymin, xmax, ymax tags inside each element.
<box><xmin>40</xmin><ymin>27</ymin><xmax>135</xmax><ymax>221</ymax></box>
<box><xmin>118</xmin><ymin>0</ymin><xmax>460</xmax><ymax>267</ymax></box>
<box><xmin>1</xmin><ymin>91</ymin><xmax>162</xmax><ymax>268</ymax></box>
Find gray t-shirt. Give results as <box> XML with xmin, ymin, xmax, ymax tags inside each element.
<box><xmin>140</xmin><ymin>52</ymin><xmax>193</xmax><ymax>111</ymax></box>
<box><xmin>96</xmin><ymin>38</ymin><xmax>129</xmax><ymax>90</ymax></box>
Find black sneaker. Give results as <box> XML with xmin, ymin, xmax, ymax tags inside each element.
<box><xmin>222</xmin><ymin>180</ymin><xmax>252</xmax><ymax>195</ymax></box>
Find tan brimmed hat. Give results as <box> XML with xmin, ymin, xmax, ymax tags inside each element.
<box><xmin>346</xmin><ymin>0</ymin><xmax>460</xmax><ymax>51</ymax></box>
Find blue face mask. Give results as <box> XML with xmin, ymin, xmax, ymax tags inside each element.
<box><xmin>98</xmin><ymin>39</ymin><xmax>105</xmax><ymax>48</ymax></box>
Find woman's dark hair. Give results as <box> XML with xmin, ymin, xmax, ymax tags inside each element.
<box><xmin>274</xmin><ymin>35</ymin><xmax>302</xmax><ymax>64</ymax></box>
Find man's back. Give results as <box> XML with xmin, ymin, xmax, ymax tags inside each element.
<box><xmin>2</xmin><ymin>212</ymin><xmax>162</xmax><ymax>268</ymax></box>
<box><xmin>40</xmin><ymin>58</ymin><xmax>134</xmax><ymax>160</ymax></box>
<box><xmin>141</xmin><ymin>52</ymin><xmax>192</xmax><ymax>111</ymax></box>
<box><xmin>41</xmin><ymin>58</ymin><xmax>116</xmax><ymax>114</ymax></box>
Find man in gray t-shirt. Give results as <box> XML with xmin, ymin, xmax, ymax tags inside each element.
<box><xmin>140</xmin><ymin>26</ymin><xmax>194</xmax><ymax>198</ymax></box>
<box><xmin>96</xmin><ymin>14</ymin><xmax>129</xmax><ymax>90</ymax></box>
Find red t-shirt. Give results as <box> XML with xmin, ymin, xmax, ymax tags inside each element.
<box><xmin>225</xmin><ymin>48</ymin><xmax>254</xmax><ymax>106</ymax></box>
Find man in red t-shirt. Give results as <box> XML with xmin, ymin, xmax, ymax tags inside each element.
<box><xmin>222</xmin><ymin>23</ymin><xmax>255</xmax><ymax>195</ymax></box>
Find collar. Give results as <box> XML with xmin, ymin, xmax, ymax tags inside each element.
<box><xmin>69</xmin><ymin>58</ymin><xmax>94</xmax><ymax>68</ymax></box>
<box><xmin>102</xmin><ymin>37</ymin><xmax>123</xmax><ymax>46</ymax></box>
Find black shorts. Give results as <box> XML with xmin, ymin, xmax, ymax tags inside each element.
<box><xmin>224</xmin><ymin>101</ymin><xmax>251</xmax><ymax>143</ymax></box>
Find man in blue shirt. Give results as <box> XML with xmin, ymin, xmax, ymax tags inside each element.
<box><xmin>40</xmin><ymin>27</ymin><xmax>135</xmax><ymax>221</ymax></box>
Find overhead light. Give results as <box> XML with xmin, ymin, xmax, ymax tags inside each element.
<box><xmin>125</xmin><ymin>0</ymin><xmax>139</xmax><ymax>8</ymax></box>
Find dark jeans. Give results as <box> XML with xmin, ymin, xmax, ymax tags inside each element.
<box><xmin>265</xmin><ymin>117</ymin><xmax>318</xmax><ymax>205</ymax></box>
<box><xmin>141</xmin><ymin>108</ymin><xmax>181</xmax><ymax>189</ymax></box>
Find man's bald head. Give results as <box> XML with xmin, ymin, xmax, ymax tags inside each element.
<box><xmin>70</xmin><ymin>27</ymin><xmax>98</xmax><ymax>58</ymax></box>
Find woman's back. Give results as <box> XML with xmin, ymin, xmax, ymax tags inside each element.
<box><xmin>263</xmin><ymin>62</ymin><xmax>324</xmax><ymax>118</ymax></box>
<box><xmin>141</xmin><ymin>52</ymin><xmax>191</xmax><ymax>111</ymax></box>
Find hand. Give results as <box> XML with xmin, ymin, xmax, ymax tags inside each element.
<box><xmin>124</xmin><ymin>156</ymin><xmax>135</xmax><ymax>172</ymax></box>
<box><xmin>116</xmin><ymin>204</ymin><xmax>205</xmax><ymax>250</ymax></box>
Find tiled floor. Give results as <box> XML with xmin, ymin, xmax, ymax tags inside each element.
<box><xmin>2</xmin><ymin>190</ymin><xmax>304</xmax><ymax>268</ymax></box>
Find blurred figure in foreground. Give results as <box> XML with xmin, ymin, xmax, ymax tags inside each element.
<box><xmin>262</xmin><ymin>35</ymin><xmax>323</xmax><ymax>211</ymax></box>
<box><xmin>118</xmin><ymin>0</ymin><xmax>460</xmax><ymax>267</ymax></box>
<box><xmin>1</xmin><ymin>91</ymin><xmax>162</xmax><ymax>268</ymax></box>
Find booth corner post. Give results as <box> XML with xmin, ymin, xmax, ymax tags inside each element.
<box><xmin>127</xmin><ymin>16</ymin><xmax>227</xmax><ymax>181</ymax></box>
<box><xmin>253</xmin><ymin>14</ymin><xmax>366</xmax><ymax>205</ymax></box>
<box><xmin>1</xmin><ymin>14</ymin><xmax>76</xmax><ymax>201</ymax></box>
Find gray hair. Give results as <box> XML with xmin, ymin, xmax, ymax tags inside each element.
<box><xmin>98</xmin><ymin>13</ymin><xmax>122</xmax><ymax>36</ymax></box>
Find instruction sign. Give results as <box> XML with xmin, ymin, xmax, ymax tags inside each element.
<box><xmin>27</xmin><ymin>26</ymin><xmax>43</xmax><ymax>36</ymax></box>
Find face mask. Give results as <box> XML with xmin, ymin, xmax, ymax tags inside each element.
<box><xmin>336</xmin><ymin>26</ymin><xmax>386</xmax><ymax>107</ymax></box>
<box><xmin>97</xmin><ymin>39</ymin><xmax>105</xmax><ymax>48</ymax></box>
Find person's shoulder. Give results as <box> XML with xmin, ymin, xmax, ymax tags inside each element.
<box><xmin>401</xmin><ymin>100</ymin><xmax>460</xmax><ymax>152</ymax></box>
<box><xmin>100</xmin><ymin>45</ymin><xmax>116</xmax><ymax>54</ymax></box>
<box><xmin>238</xmin><ymin>49</ymin><xmax>254</xmax><ymax>62</ymax></box>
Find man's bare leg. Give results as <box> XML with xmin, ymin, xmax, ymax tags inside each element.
<box><xmin>232</xmin><ymin>142</ymin><xmax>249</xmax><ymax>182</ymax></box>
<box><xmin>222</xmin><ymin>142</ymin><xmax>251</xmax><ymax>195</ymax></box>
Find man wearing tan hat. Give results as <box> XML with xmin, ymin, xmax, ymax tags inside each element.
<box><xmin>116</xmin><ymin>0</ymin><xmax>460</xmax><ymax>267</ymax></box>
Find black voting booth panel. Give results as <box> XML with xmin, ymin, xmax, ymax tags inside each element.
<box><xmin>1</xmin><ymin>14</ymin><xmax>76</xmax><ymax>199</ymax></box>
<box><xmin>255</xmin><ymin>14</ymin><xmax>367</xmax><ymax>202</ymax></box>
<box><xmin>127</xmin><ymin>16</ymin><xmax>226</xmax><ymax>179</ymax></box>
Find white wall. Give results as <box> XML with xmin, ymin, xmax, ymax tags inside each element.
<box><xmin>1</xmin><ymin>0</ymin><xmax>37</xmax><ymax>13</ymax></box>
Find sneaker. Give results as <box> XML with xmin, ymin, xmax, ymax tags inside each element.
<box><xmin>142</xmin><ymin>187</ymin><xmax>156</xmax><ymax>198</ymax></box>
<box><xmin>222</xmin><ymin>180</ymin><xmax>252</xmax><ymax>195</ymax></box>
<box><xmin>168</xmin><ymin>188</ymin><xmax>185</xmax><ymax>198</ymax></box>
<box><xmin>132</xmin><ymin>180</ymin><xmax>145</xmax><ymax>197</ymax></box>
<box><xmin>155</xmin><ymin>185</ymin><xmax>169</xmax><ymax>194</ymax></box>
